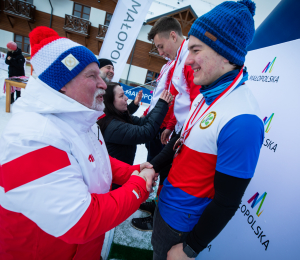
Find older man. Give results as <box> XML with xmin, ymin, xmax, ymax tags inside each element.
<box><xmin>0</xmin><ymin>26</ymin><xmax>156</xmax><ymax>260</ymax></box>
<box><xmin>98</xmin><ymin>58</ymin><xmax>142</xmax><ymax>114</ymax></box>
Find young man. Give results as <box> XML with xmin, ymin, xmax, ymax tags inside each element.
<box><xmin>98</xmin><ymin>58</ymin><xmax>142</xmax><ymax>114</ymax></box>
<box><xmin>151</xmin><ymin>1</ymin><xmax>264</xmax><ymax>259</ymax></box>
<box><xmin>131</xmin><ymin>17</ymin><xmax>199</xmax><ymax>231</ymax></box>
<box><xmin>0</xmin><ymin>26</ymin><xmax>157</xmax><ymax>260</ymax></box>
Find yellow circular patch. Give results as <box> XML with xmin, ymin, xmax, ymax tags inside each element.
<box><xmin>200</xmin><ymin>111</ymin><xmax>217</xmax><ymax>129</ymax></box>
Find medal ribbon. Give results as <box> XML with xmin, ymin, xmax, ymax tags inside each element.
<box><xmin>181</xmin><ymin>66</ymin><xmax>245</xmax><ymax>143</ymax></box>
<box><xmin>167</xmin><ymin>39</ymin><xmax>186</xmax><ymax>91</ymax></box>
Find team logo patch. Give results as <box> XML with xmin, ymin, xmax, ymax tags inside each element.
<box><xmin>200</xmin><ymin>111</ymin><xmax>216</xmax><ymax>129</ymax></box>
<box><xmin>132</xmin><ymin>188</ymin><xmax>141</xmax><ymax>199</ymax></box>
<box><xmin>61</xmin><ymin>54</ymin><xmax>79</xmax><ymax>71</ymax></box>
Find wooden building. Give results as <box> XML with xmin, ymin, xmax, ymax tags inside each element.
<box><xmin>0</xmin><ymin>0</ymin><xmax>197</xmax><ymax>86</ymax></box>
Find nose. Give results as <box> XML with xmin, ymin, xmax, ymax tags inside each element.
<box><xmin>185</xmin><ymin>52</ymin><xmax>194</xmax><ymax>66</ymax></box>
<box><xmin>158</xmin><ymin>49</ymin><xmax>164</xmax><ymax>56</ymax></box>
<box><xmin>97</xmin><ymin>76</ymin><xmax>107</xmax><ymax>90</ymax></box>
<box><xmin>125</xmin><ymin>95</ymin><xmax>128</xmax><ymax>101</ymax></box>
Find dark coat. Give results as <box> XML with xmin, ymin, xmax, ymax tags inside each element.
<box><xmin>5</xmin><ymin>48</ymin><xmax>25</xmax><ymax>78</ymax></box>
<box><xmin>98</xmin><ymin>99</ymin><xmax>169</xmax><ymax>165</ymax></box>
<box><xmin>127</xmin><ymin>100</ymin><xmax>139</xmax><ymax>115</ymax></box>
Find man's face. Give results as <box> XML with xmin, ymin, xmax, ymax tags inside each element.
<box><xmin>61</xmin><ymin>62</ymin><xmax>107</xmax><ymax>111</ymax></box>
<box><xmin>153</xmin><ymin>32</ymin><xmax>178</xmax><ymax>60</ymax></box>
<box><xmin>100</xmin><ymin>65</ymin><xmax>114</xmax><ymax>82</ymax></box>
<box><xmin>185</xmin><ymin>35</ymin><xmax>226</xmax><ymax>86</ymax></box>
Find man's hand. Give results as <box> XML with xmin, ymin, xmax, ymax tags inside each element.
<box><xmin>7</xmin><ymin>56</ymin><xmax>11</xmax><ymax>60</ymax></box>
<box><xmin>140</xmin><ymin>168</ymin><xmax>158</xmax><ymax>192</ymax></box>
<box><xmin>161</xmin><ymin>129</ymin><xmax>172</xmax><ymax>145</ymax></box>
<box><xmin>167</xmin><ymin>243</ymin><xmax>195</xmax><ymax>260</ymax></box>
<box><xmin>140</xmin><ymin>162</ymin><xmax>153</xmax><ymax>171</ymax></box>
<box><xmin>132</xmin><ymin>168</ymin><xmax>158</xmax><ymax>192</ymax></box>
<box><xmin>134</xmin><ymin>90</ymin><xmax>143</xmax><ymax>105</ymax></box>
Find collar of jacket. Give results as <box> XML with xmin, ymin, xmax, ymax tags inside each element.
<box><xmin>12</xmin><ymin>77</ymin><xmax>103</xmax><ymax>133</ymax></box>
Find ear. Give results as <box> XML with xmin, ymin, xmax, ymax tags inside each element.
<box><xmin>170</xmin><ymin>31</ymin><xmax>177</xmax><ymax>42</ymax></box>
<box><xmin>60</xmin><ymin>86</ymin><xmax>67</xmax><ymax>93</ymax></box>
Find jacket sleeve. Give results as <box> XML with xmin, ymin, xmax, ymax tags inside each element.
<box><xmin>104</xmin><ymin>99</ymin><xmax>169</xmax><ymax>145</ymax></box>
<box><xmin>185</xmin><ymin>171</ymin><xmax>251</xmax><ymax>254</ymax></box>
<box><xmin>127</xmin><ymin>100</ymin><xmax>139</xmax><ymax>115</ymax></box>
<box><xmin>5</xmin><ymin>54</ymin><xmax>11</xmax><ymax>65</ymax></box>
<box><xmin>0</xmin><ymin>139</ymin><xmax>148</xmax><ymax>245</ymax></box>
<box><xmin>9</xmin><ymin>54</ymin><xmax>25</xmax><ymax>70</ymax></box>
<box><xmin>109</xmin><ymin>155</ymin><xmax>140</xmax><ymax>185</ymax></box>
<box><xmin>165</xmin><ymin>111</ymin><xmax>176</xmax><ymax>131</ymax></box>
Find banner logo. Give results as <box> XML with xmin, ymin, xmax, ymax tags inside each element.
<box><xmin>249</xmin><ymin>57</ymin><xmax>279</xmax><ymax>83</ymax></box>
<box><xmin>247</xmin><ymin>192</ymin><xmax>267</xmax><ymax>217</ymax></box>
<box><xmin>262</xmin><ymin>57</ymin><xmax>276</xmax><ymax>73</ymax></box>
<box><xmin>263</xmin><ymin>113</ymin><xmax>274</xmax><ymax>133</ymax></box>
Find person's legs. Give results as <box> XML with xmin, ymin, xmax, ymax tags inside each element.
<box><xmin>16</xmin><ymin>90</ymin><xmax>21</xmax><ymax>99</ymax></box>
<box><xmin>10</xmin><ymin>92</ymin><xmax>15</xmax><ymax>104</ymax></box>
<box><xmin>151</xmin><ymin>207</ymin><xmax>188</xmax><ymax>260</ymax></box>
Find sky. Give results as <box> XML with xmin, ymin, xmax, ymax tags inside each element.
<box><xmin>146</xmin><ymin>0</ymin><xmax>282</xmax><ymax>29</ymax></box>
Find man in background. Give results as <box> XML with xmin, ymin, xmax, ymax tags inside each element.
<box><xmin>98</xmin><ymin>58</ymin><xmax>142</xmax><ymax>114</ymax></box>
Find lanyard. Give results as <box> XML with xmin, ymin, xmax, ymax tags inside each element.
<box><xmin>168</xmin><ymin>39</ymin><xmax>185</xmax><ymax>91</ymax></box>
<box><xmin>180</xmin><ymin>66</ymin><xmax>245</xmax><ymax>144</ymax></box>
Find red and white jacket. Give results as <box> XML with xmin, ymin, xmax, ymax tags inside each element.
<box><xmin>143</xmin><ymin>40</ymin><xmax>200</xmax><ymax>133</ymax></box>
<box><xmin>0</xmin><ymin>77</ymin><xmax>148</xmax><ymax>260</ymax></box>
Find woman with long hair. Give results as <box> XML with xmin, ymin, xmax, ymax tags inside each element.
<box><xmin>97</xmin><ymin>82</ymin><xmax>172</xmax><ymax>167</ymax></box>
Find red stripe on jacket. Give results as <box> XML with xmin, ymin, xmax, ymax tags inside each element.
<box><xmin>168</xmin><ymin>144</ymin><xmax>217</xmax><ymax>199</ymax></box>
<box><xmin>1</xmin><ymin>146</ymin><xmax>70</xmax><ymax>192</ymax></box>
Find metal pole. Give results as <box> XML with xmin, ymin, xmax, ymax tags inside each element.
<box><xmin>126</xmin><ymin>40</ymin><xmax>137</xmax><ymax>85</ymax></box>
<box><xmin>49</xmin><ymin>0</ymin><xmax>53</xmax><ymax>28</ymax></box>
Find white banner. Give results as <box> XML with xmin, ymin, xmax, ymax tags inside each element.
<box><xmin>195</xmin><ymin>39</ymin><xmax>300</xmax><ymax>260</ymax></box>
<box><xmin>99</xmin><ymin>0</ymin><xmax>153</xmax><ymax>82</ymax></box>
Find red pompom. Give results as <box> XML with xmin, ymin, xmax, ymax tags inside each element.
<box><xmin>29</xmin><ymin>26</ymin><xmax>61</xmax><ymax>57</ymax></box>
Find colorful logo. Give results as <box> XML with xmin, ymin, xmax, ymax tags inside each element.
<box><xmin>262</xmin><ymin>57</ymin><xmax>276</xmax><ymax>73</ymax></box>
<box><xmin>200</xmin><ymin>111</ymin><xmax>216</xmax><ymax>129</ymax></box>
<box><xmin>248</xmin><ymin>192</ymin><xmax>267</xmax><ymax>217</ymax></box>
<box><xmin>263</xmin><ymin>113</ymin><xmax>274</xmax><ymax>133</ymax></box>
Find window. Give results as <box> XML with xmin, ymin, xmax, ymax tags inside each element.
<box><xmin>14</xmin><ymin>34</ymin><xmax>30</xmax><ymax>53</ymax></box>
<box><xmin>145</xmin><ymin>70</ymin><xmax>159</xmax><ymax>85</ymax></box>
<box><xmin>73</xmin><ymin>3</ymin><xmax>91</xmax><ymax>20</ymax></box>
<box><xmin>104</xmin><ymin>13</ymin><xmax>113</xmax><ymax>26</ymax></box>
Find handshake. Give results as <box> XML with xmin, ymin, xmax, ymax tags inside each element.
<box><xmin>132</xmin><ymin>162</ymin><xmax>158</xmax><ymax>192</ymax></box>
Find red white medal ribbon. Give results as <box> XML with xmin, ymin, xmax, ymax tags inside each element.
<box><xmin>168</xmin><ymin>39</ymin><xmax>185</xmax><ymax>91</ymax></box>
<box><xmin>181</xmin><ymin>66</ymin><xmax>245</xmax><ymax>144</ymax></box>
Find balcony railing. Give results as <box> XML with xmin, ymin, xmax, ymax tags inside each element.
<box><xmin>96</xmin><ymin>24</ymin><xmax>109</xmax><ymax>41</ymax></box>
<box><xmin>96</xmin><ymin>24</ymin><xmax>109</xmax><ymax>52</ymax></box>
<box><xmin>63</xmin><ymin>14</ymin><xmax>91</xmax><ymax>37</ymax></box>
<box><xmin>4</xmin><ymin>0</ymin><xmax>35</xmax><ymax>29</ymax></box>
<box><xmin>149</xmin><ymin>42</ymin><xmax>164</xmax><ymax>60</ymax></box>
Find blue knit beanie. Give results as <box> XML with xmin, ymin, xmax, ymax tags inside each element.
<box><xmin>188</xmin><ymin>0</ymin><xmax>256</xmax><ymax>66</ymax></box>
